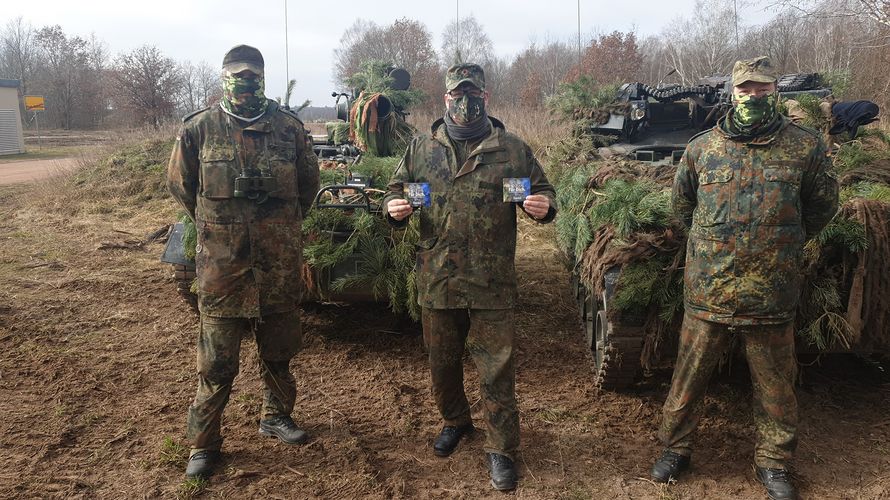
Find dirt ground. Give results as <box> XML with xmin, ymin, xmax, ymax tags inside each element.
<box><xmin>0</xmin><ymin>161</ymin><xmax>888</xmax><ymax>499</ymax></box>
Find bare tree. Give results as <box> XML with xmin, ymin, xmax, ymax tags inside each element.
<box><xmin>112</xmin><ymin>45</ymin><xmax>181</xmax><ymax>128</ymax></box>
<box><xmin>0</xmin><ymin>17</ymin><xmax>38</xmax><ymax>96</ymax></box>
<box><xmin>34</xmin><ymin>25</ymin><xmax>91</xmax><ymax>129</ymax></box>
<box><xmin>439</xmin><ymin>15</ymin><xmax>495</xmax><ymax>66</ymax></box>
<box><xmin>331</xmin><ymin>18</ymin><xmax>440</xmax><ymax>109</ymax></box>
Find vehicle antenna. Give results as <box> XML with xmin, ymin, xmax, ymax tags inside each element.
<box><xmin>285</xmin><ymin>0</ymin><xmax>290</xmax><ymax>94</ymax></box>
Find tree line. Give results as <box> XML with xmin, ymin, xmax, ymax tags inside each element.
<box><xmin>2</xmin><ymin>0</ymin><xmax>887</xmax><ymax>130</ymax></box>
<box><xmin>0</xmin><ymin>17</ymin><xmax>221</xmax><ymax>129</ymax></box>
<box><xmin>335</xmin><ymin>0</ymin><xmax>889</xmax><ymax>116</ymax></box>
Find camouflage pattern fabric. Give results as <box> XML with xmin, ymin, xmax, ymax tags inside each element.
<box><xmin>731</xmin><ymin>56</ymin><xmax>779</xmax><ymax>86</ymax></box>
<box><xmin>445</xmin><ymin>63</ymin><xmax>486</xmax><ymax>91</ymax></box>
<box><xmin>422</xmin><ymin>307</ymin><xmax>519</xmax><ymax>460</ymax></box>
<box><xmin>730</xmin><ymin>92</ymin><xmax>780</xmax><ymax>132</ymax></box>
<box><xmin>187</xmin><ymin>310</ymin><xmax>302</xmax><ymax>451</ymax></box>
<box><xmin>167</xmin><ymin>99</ymin><xmax>320</xmax><ymax>318</ymax></box>
<box><xmin>673</xmin><ymin>116</ymin><xmax>838</xmax><ymax>326</ymax></box>
<box><xmin>383</xmin><ymin>117</ymin><xmax>557</xmax><ymax>309</ymax></box>
<box><xmin>220</xmin><ymin>71</ymin><xmax>269</xmax><ymax>119</ymax></box>
<box><xmin>659</xmin><ymin>313</ymin><xmax>798</xmax><ymax>469</ymax></box>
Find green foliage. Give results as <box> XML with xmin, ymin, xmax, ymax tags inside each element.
<box><xmin>346</xmin><ymin>60</ymin><xmax>424</xmax><ymax>110</ymax></box>
<box><xmin>553</xmin><ymin>164</ymin><xmax>597</xmax><ymax>259</ymax></box>
<box><xmin>793</xmin><ymin>93</ymin><xmax>829</xmax><ymax>130</ymax></box>
<box><xmin>613</xmin><ymin>259</ymin><xmax>663</xmax><ymax>312</ymax></box>
<box><xmin>545</xmin><ymin>76</ymin><xmax>618</xmax><ymax>121</ymax></box>
<box><xmin>815</xmin><ymin>217</ymin><xmax>868</xmax><ymax>253</ymax></box>
<box><xmin>822</xmin><ymin>70</ymin><xmax>851</xmax><ymax>99</ymax></box>
<box><xmin>179</xmin><ymin>214</ymin><xmax>197</xmax><ymax>260</ymax></box>
<box><xmin>158</xmin><ymin>436</ymin><xmax>188</xmax><ymax>467</ymax></box>
<box><xmin>840</xmin><ymin>181</ymin><xmax>890</xmax><ymax>204</ymax></box>
<box><xmin>303</xmin><ymin>154</ymin><xmax>418</xmax><ymax>319</ymax></box>
<box><xmin>588</xmin><ymin>179</ymin><xmax>672</xmax><ymax>238</ymax></box>
<box><xmin>325</xmin><ymin>122</ymin><xmax>350</xmax><ymax>145</ymax></box>
<box><xmin>834</xmin><ymin>138</ymin><xmax>890</xmax><ymax>173</ymax></box>
<box><xmin>799</xmin><ymin>277</ymin><xmax>853</xmax><ymax>350</ymax></box>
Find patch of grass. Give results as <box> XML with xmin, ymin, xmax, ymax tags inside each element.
<box><xmin>0</xmin><ymin>146</ymin><xmax>78</xmax><ymax>163</ymax></box>
<box><xmin>175</xmin><ymin>476</ymin><xmax>207</xmax><ymax>500</ymax></box>
<box><xmin>159</xmin><ymin>436</ymin><xmax>188</xmax><ymax>467</ymax></box>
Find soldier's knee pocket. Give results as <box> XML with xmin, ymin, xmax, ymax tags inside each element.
<box><xmin>198</xmin><ymin>356</ymin><xmax>240</xmax><ymax>383</ymax></box>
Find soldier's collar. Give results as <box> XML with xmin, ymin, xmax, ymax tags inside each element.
<box><xmin>716</xmin><ymin>114</ymin><xmax>789</xmax><ymax>145</ymax></box>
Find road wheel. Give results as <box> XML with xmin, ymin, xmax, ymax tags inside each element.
<box><xmin>593</xmin><ymin>308</ymin><xmax>645</xmax><ymax>390</ymax></box>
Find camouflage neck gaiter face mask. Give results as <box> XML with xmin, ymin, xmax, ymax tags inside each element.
<box><xmin>730</xmin><ymin>92</ymin><xmax>779</xmax><ymax>134</ymax></box>
<box><xmin>221</xmin><ymin>72</ymin><xmax>268</xmax><ymax>119</ymax></box>
<box><xmin>447</xmin><ymin>94</ymin><xmax>486</xmax><ymax>124</ymax></box>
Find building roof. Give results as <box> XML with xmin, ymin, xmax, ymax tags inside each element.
<box><xmin>0</xmin><ymin>79</ymin><xmax>21</xmax><ymax>89</ymax></box>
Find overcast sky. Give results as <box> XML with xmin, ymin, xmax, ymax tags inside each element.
<box><xmin>5</xmin><ymin>0</ymin><xmax>778</xmax><ymax>106</ymax></box>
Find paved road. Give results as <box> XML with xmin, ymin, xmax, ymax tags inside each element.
<box><xmin>0</xmin><ymin>157</ymin><xmax>78</xmax><ymax>185</ymax></box>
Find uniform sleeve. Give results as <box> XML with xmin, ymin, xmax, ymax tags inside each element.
<box><xmin>800</xmin><ymin>139</ymin><xmax>839</xmax><ymax>239</ymax></box>
<box><xmin>167</xmin><ymin>125</ymin><xmax>200</xmax><ymax>221</ymax></box>
<box><xmin>672</xmin><ymin>144</ymin><xmax>699</xmax><ymax>229</ymax></box>
<box><xmin>523</xmin><ymin>144</ymin><xmax>558</xmax><ymax>224</ymax></box>
<box><xmin>296</xmin><ymin>131</ymin><xmax>320</xmax><ymax>217</ymax></box>
<box><xmin>382</xmin><ymin>136</ymin><xmax>417</xmax><ymax>228</ymax></box>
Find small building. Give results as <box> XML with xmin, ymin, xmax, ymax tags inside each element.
<box><xmin>0</xmin><ymin>79</ymin><xmax>25</xmax><ymax>155</ymax></box>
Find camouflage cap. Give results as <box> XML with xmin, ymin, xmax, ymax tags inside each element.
<box><xmin>222</xmin><ymin>44</ymin><xmax>264</xmax><ymax>74</ymax></box>
<box><xmin>445</xmin><ymin>63</ymin><xmax>485</xmax><ymax>91</ymax></box>
<box><xmin>731</xmin><ymin>56</ymin><xmax>778</xmax><ymax>86</ymax></box>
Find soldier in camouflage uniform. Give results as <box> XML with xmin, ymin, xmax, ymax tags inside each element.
<box><xmin>384</xmin><ymin>63</ymin><xmax>557</xmax><ymax>491</ymax></box>
<box><xmin>650</xmin><ymin>57</ymin><xmax>838</xmax><ymax>500</ymax></box>
<box><xmin>167</xmin><ymin>45</ymin><xmax>320</xmax><ymax>479</ymax></box>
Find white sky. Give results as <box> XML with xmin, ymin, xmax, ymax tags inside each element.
<box><xmin>4</xmin><ymin>0</ymin><xmax>778</xmax><ymax>106</ymax></box>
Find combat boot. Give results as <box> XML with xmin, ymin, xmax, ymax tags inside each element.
<box><xmin>651</xmin><ymin>449</ymin><xmax>690</xmax><ymax>483</ymax></box>
<box><xmin>756</xmin><ymin>466</ymin><xmax>797</xmax><ymax>500</ymax></box>
<box><xmin>487</xmin><ymin>453</ymin><xmax>518</xmax><ymax>491</ymax></box>
<box><xmin>258</xmin><ymin>415</ymin><xmax>309</xmax><ymax>445</ymax></box>
<box><xmin>433</xmin><ymin>424</ymin><xmax>474</xmax><ymax>457</ymax></box>
<box><xmin>185</xmin><ymin>450</ymin><xmax>219</xmax><ymax>479</ymax></box>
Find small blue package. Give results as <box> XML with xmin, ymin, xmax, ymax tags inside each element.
<box><xmin>502</xmin><ymin>177</ymin><xmax>531</xmax><ymax>202</ymax></box>
<box><xmin>405</xmin><ymin>182</ymin><xmax>431</xmax><ymax>207</ymax></box>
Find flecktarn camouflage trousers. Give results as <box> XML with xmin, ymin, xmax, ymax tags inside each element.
<box><xmin>659</xmin><ymin>312</ymin><xmax>798</xmax><ymax>469</ymax></box>
<box><xmin>421</xmin><ymin>308</ymin><xmax>519</xmax><ymax>459</ymax></box>
<box><xmin>187</xmin><ymin>310</ymin><xmax>302</xmax><ymax>452</ymax></box>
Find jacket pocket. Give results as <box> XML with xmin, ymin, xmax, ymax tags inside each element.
<box><xmin>200</xmin><ymin>143</ymin><xmax>237</xmax><ymax>200</ymax></box>
<box><xmin>761</xmin><ymin>167</ymin><xmax>801</xmax><ymax>225</ymax></box>
<box><xmin>267</xmin><ymin>142</ymin><xmax>298</xmax><ymax>200</ymax></box>
<box><xmin>693</xmin><ymin>168</ymin><xmax>732</xmax><ymax>226</ymax></box>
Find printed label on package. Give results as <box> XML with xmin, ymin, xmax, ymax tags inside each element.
<box><xmin>405</xmin><ymin>182</ymin><xmax>431</xmax><ymax>207</ymax></box>
<box><xmin>502</xmin><ymin>177</ymin><xmax>531</xmax><ymax>202</ymax></box>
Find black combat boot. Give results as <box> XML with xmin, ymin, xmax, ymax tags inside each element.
<box><xmin>487</xmin><ymin>453</ymin><xmax>518</xmax><ymax>491</ymax></box>
<box><xmin>433</xmin><ymin>424</ymin><xmax>474</xmax><ymax>457</ymax></box>
<box><xmin>651</xmin><ymin>449</ymin><xmax>691</xmax><ymax>483</ymax></box>
<box><xmin>185</xmin><ymin>450</ymin><xmax>220</xmax><ymax>479</ymax></box>
<box><xmin>756</xmin><ymin>466</ymin><xmax>797</xmax><ymax>500</ymax></box>
<box><xmin>258</xmin><ymin>415</ymin><xmax>309</xmax><ymax>445</ymax></box>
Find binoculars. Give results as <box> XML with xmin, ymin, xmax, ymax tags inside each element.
<box><xmin>233</xmin><ymin>175</ymin><xmax>278</xmax><ymax>203</ymax></box>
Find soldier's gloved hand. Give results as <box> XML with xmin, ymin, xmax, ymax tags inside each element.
<box><xmin>387</xmin><ymin>198</ymin><xmax>414</xmax><ymax>221</ymax></box>
<box><xmin>522</xmin><ymin>194</ymin><xmax>550</xmax><ymax>220</ymax></box>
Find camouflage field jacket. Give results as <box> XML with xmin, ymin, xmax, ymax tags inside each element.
<box><xmin>167</xmin><ymin>101</ymin><xmax>320</xmax><ymax>318</ymax></box>
<box><xmin>384</xmin><ymin>117</ymin><xmax>557</xmax><ymax>310</ymax></box>
<box><xmin>673</xmin><ymin>117</ymin><xmax>838</xmax><ymax>325</ymax></box>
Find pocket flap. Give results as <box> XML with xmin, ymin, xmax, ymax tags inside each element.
<box><xmin>201</xmin><ymin>142</ymin><xmax>235</xmax><ymax>162</ymax></box>
<box><xmin>698</xmin><ymin>168</ymin><xmax>732</xmax><ymax>185</ymax></box>
<box><xmin>764</xmin><ymin>167</ymin><xmax>800</xmax><ymax>184</ymax></box>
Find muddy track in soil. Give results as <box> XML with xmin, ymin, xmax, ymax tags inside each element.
<box><xmin>0</xmin><ymin>184</ymin><xmax>888</xmax><ymax>499</ymax></box>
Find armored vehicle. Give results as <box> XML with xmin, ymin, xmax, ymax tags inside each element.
<box><xmin>565</xmin><ymin>74</ymin><xmax>890</xmax><ymax>390</ymax></box>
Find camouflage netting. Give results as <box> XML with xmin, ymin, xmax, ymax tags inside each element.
<box><xmin>301</xmin><ymin>155</ymin><xmax>421</xmax><ymax>320</ymax></box>
<box><xmin>547</xmin><ymin>120</ymin><xmax>890</xmax><ymax>366</ymax></box>
<box><xmin>349</xmin><ymin>91</ymin><xmax>414</xmax><ymax>157</ymax></box>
